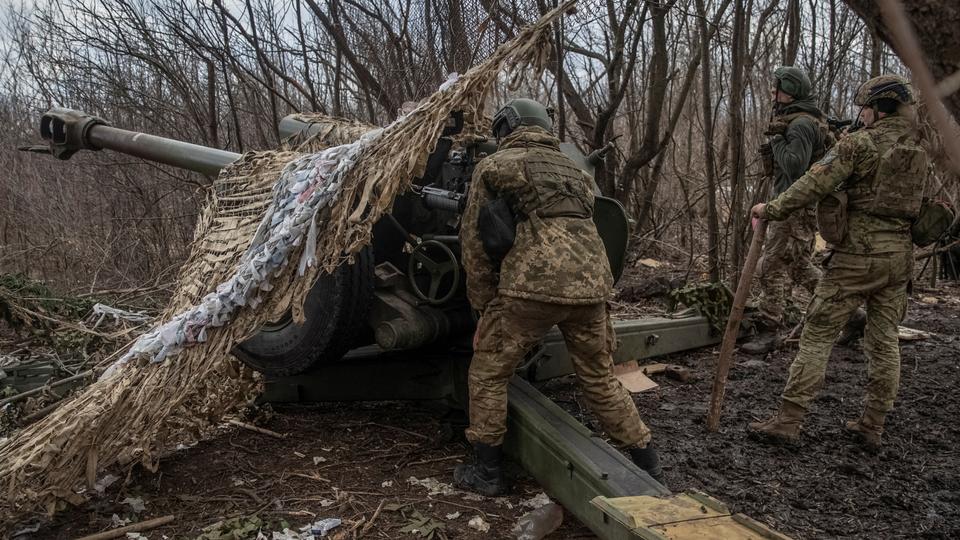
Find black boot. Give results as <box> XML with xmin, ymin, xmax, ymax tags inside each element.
<box><xmin>629</xmin><ymin>444</ymin><xmax>665</xmax><ymax>486</ymax></box>
<box><xmin>454</xmin><ymin>443</ymin><xmax>507</xmax><ymax>496</ymax></box>
<box><xmin>837</xmin><ymin>308</ymin><xmax>867</xmax><ymax>347</ymax></box>
<box><xmin>740</xmin><ymin>330</ymin><xmax>781</xmax><ymax>355</ymax></box>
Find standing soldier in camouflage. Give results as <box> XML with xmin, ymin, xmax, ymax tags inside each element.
<box><xmin>743</xmin><ymin>66</ymin><xmax>834</xmax><ymax>355</ymax></box>
<box><xmin>454</xmin><ymin>98</ymin><xmax>662</xmax><ymax>495</ymax></box>
<box><xmin>748</xmin><ymin>75</ymin><xmax>926</xmax><ymax>448</ymax></box>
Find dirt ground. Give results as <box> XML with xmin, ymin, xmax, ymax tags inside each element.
<box><xmin>13</xmin><ymin>264</ymin><xmax>960</xmax><ymax>539</ymax></box>
<box><xmin>30</xmin><ymin>402</ymin><xmax>594</xmax><ymax>539</ymax></box>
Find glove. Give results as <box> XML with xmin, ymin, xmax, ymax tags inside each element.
<box><xmin>758</xmin><ymin>142</ymin><xmax>774</xmax><ymax>177</ymax></box>
<box><xmin>764</xmin><ymin>120</ymin><xmax>788</xmax><ymax>137</ymax></box>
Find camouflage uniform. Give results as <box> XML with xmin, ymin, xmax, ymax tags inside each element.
<box><xmin>757</xmin><ymin>99</ymin><xmax>829</xmax><ymax>327</ymax></box>
<box><xmin>460</xmin><ymin>125</ymin><xmax>651</xmax><ymax>448</ymax></box>
<box><xmin>763</xmin><ymin>114</ymin><xmax>926</xmax><ymax>413</ymax></box>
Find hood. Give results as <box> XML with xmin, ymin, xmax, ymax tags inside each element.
<box><xmin>499</xmin><ymin>125</ymin><xmax>560</xmax><ymax>150</ymax></box>
<box><xmin>778</xmin><ymin>96</ymin><xmax>823</xmax><ymax>118</ymax></box>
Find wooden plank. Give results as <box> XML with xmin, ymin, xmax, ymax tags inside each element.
<box><xmin>613</xmin><ymin>361</ymin><xmax>659</xmax><ymax>393</ymax></box>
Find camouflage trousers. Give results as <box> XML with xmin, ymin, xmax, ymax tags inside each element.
<box><xmin>466</xmin><ymin>296</ymin><xmax>651</xmax><ymax>447</ymax></box>
<box><xmin>757</xmin><ymin>208</ymin><xmax>822</xmax><ymax>327</ymax></box>
<box><xmin>782</xmin><ymin>251</ymin><xmax>911</xmax><ymax>412</ymax></box>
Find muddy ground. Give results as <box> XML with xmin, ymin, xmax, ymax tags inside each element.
<box><xmin>549</xmin><ymin>286</ymin><xmax>960</xmax><ymax>539</ymax></box>
<box><xmin>15</xmin><ymin>266</ymin><xmax>960</xmax><ymax>539</ymax></box>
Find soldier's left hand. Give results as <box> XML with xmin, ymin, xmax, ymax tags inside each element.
<box><xmin>764</xmin><ymin>121</ymin><xmax>788</xmax><ymax>137</ymax></box>
<box><xmin>750</xmin><ymin>203</ymin><xmax>766</xmax><ymax>219</ymax></box>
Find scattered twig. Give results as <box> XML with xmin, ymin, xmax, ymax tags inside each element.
<box><xmin>228</xmin><ymin>419</ymin><xmax>286</xmax><ymax>439</ymax></box>
<box><xmin>365</xmin><ymin>422</ymin><xmax>430</xmax><ymax>440</ymax></box>
<box><xmin>236</xmin><ymin>487</ymin><xmax>264</xmax><ymax>505</ymax></box>
<box><xmin>402</xmin><ymin>455</ymin><xmax>465</xmax><ymax>468</ymax></box>
<box><xmin>344</xmin><ymin>515</ymin><xmax>367</xmax><ymax>537</ymax></box>
<box><xmin>360</xmin><ymin>499</ymin><xmax>387</xmax><ymax>537</ymax></box>
<box><xmin>289</xmin><ymin>472</ymin><xmax>332</xmax><ymax>484</ymax></box>
<box><xmin>74</xmin><ymin>514</ymin><xmax>175</xmax><ymax>540</ymax></box>
<box><xmin>429</xmin><ymin>498</ymin><xmax>499</xmax><ymax>518</ymax></box>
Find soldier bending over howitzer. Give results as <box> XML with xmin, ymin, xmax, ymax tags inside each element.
<box><xmin>454</xmin><ymin>98</ymin><xmax>663</xmax><ymax>495</ymax></box>
<box><xmin>748</xmin><ymin>75</ymin><xmax>929</xmax><ymax>448</ymax></box>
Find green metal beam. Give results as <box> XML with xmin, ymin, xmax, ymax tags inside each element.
<box><xmin>530</xmin><ymin>315</ymin><xmax>719</xmax><ymax>381</ymax></box>
<box><xmin>505</xmin><ymin>377</ymin><xmax>668</xmax><ymax>538</ymax></box>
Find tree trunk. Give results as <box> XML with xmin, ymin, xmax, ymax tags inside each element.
<box><xmin>784</xmin><ymin>0</ymin><xmax>801</xmax><ymax>64</ymax></box>
<box><xmin>695</xmin><ymin>0</ymin><xmax>721</xmax><ymax>283</ymax></box>
<box><xmin>843</xmin><ymin>0</ymin><xmax>960</xmax><ymax>121</ymax></box>
<box><xmin>727</xmin><ymin>0</ymin><xmax>748</xmax><ymax>286</ymax></box>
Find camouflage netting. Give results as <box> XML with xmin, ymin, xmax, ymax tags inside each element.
<box><xmin>0</xmin><ymin>2</ymin><xmax>572</xmax><ymax>521</ymax></box>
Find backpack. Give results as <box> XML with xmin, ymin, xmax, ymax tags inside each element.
<box><xmin>911</xmin><ymin>198</ymin><xmax>955</xmax><ymax>247</ymax></box>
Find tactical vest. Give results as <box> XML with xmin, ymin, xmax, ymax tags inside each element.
<box><xmin>514</xmin><ymin>147</ymin><xmax>594</xmax><ymax>219</ymax></box>
<box><xmin>778</xmin><ymin>111</ymin><xmax>836</xmax><ymax>162</ymax></box>
<box><xmin>846</xmin><ymin>130</ymin><xmax>927</xmax><ymax>219</ymax></box>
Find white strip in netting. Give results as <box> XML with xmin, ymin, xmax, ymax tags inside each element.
<box><xmin>101</xmin><ymin>73</ymin><xmax>463</xmax><ymax>380</ymax></box>
<box><xmin>100</xmin><ymin>126</ymin><xmax>391</xmax><ymax>379</ymax></box>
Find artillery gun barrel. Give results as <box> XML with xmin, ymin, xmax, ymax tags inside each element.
<box><xmin>38</xmin><ymin>108</ymin><xmax>240</xmax><ymax>176</ymax></box>
<box><xmin>279</xmin><ymin>115</ymin><xmax>319</xmax><ymax>140</ymax></box>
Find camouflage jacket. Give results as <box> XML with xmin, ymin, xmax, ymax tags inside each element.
<box><xmin>769</xmin><ymin>99</ymin><xmax>827</xmax><ymax>197</ymax></box>
<box><xmin>460</xmin><ymin>126</ymin><xmax>613</xmax><ymax>311</ymax></box>
<box><xmin>766</xmin><ymin>115</ymin><xmax>925</xmax><ymax>254</ymax></box>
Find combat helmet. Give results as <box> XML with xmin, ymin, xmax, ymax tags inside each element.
<box><xmin>491</xmin><ymin>98</ymin><xmax>553</xmax><ymax>138</ymax></box>
<box><xmin>854</xmin><ymin>74</ymin><xmax>914</xmax><ymax>106</ymax></box>
<box><xmin>773</xmin><ymin>66</ymin><xmax>813</xmax><ymax>99</ymax></box>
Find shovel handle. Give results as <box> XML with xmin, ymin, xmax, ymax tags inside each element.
<box><xmin>706</xmin><ymin>219</ymin><xmax>768</xmax><ymax>432</ymax></box>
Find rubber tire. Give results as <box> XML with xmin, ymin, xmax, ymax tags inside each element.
<box><xmin>235</xmin><ymin>247</ymin><xmax>374</xmax><ymax>376</ymax></box>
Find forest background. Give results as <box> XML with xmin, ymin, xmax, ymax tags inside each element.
<box><xmin>1</xmin><ymin>0</ymin><xmax>957</xmax><ymax>294</ymax></box>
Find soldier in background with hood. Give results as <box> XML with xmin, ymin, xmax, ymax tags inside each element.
<box><xmin>454</xmin><ymin>98</ymin><xmax>662</xmax><ymax>496</ymax></box>
<box><xmin>748</xmin><ymin>75</ymin><xmax>926</xmax><ymax>448</ymax></box>
<box><xmin>743</xmin><ymin>66</ymin><xmax>834</xmax><ymax>355</ymax></box>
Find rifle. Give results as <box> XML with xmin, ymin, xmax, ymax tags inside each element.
<box><xmin>827</xmin><ymin>117</ymin><xmax>863</xmax><ymax>135</ymax></box>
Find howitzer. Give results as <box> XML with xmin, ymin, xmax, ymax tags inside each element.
<box><xmin>28</xmin><ymin>109</ymin><xmax>804</xmax><ymax>540</ymax></box>
<box><xmin>31</xmin><ymin>108</ymin><xmax>632</xmax><ymax>376</ymax></box>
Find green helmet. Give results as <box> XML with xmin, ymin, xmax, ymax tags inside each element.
<box><xmin>491</xmin><ymin>98</ymin><xmax>553</xmax><ymax>138</ymax></box>
<box><xmin>854</xmin><ymin>74</ymin><xmax>914</xmax><ymax>106</ymax></box>
<box><xmin>773</xmin><ymin>66</ymin><xmax>813</xmax><ymax>99</ymax></box>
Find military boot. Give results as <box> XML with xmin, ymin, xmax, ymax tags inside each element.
<box><xmin>740</xmin><ymin>330</ymin><xmax>782</xmax><ymax>355</ymax></box>
<box><xmin>629</xmin><ymin>444</ymin><xmax>666</xmax><ymax>486</ymax></box>
<box><xmin>748</xmin><ymin>401</ymin><xmax>805</xmax><ymax>443</ymax></box>
<box><xmin>845</xmin><ymin>407</ymin><xmax>886</xmax><ymax>449</ymax></box>
<box><xmin>454</xmin><ymin>443</ymin><xmax>507</xmax><ymax>496</ymax></box>
<box><xmin>837</xmin><ymin>308</ymin><xmax>867</xmax><ymax>347</ymax></box>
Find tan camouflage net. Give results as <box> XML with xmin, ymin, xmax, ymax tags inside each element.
<box><xmin>0</xmin><ymin>2</ymin><xmax>571</xmax><ymax>521</ymax></box>
<box><xmin>281</xmin><ymin>114</ymin><xmax>378</xmax><ymax>154</ymax></box>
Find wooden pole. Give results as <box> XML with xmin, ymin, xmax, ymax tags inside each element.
<box><xmin>707</xmin><ymin>219</ymin><xmax>767</xmax><ymax>432</ymax></box>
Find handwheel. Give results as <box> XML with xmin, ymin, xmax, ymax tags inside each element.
<box><xmin>408</xmin><ymin>239</ymin><xmax>460</xmax><ymax>305</ymax></box>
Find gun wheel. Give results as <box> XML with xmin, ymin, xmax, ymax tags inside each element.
<box><xmin>233</xmin><ymin>246</ymin><xmax>374</xmax><ymax>376</ymax></box>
